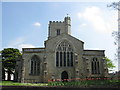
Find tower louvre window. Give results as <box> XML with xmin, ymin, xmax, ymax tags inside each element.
<box><xmin>56</xmin><ymin>41</ymin><xmax>74</xmax><ymax>67</ymax></box>
<box><xmin>57</xmin><ymin>29</ymin><xmax>60</xmax><ymax>35</ymax></box>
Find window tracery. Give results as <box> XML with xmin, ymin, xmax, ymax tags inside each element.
<box><xmin>56</xmin><ymin>41</ymin><xmax>74</xmax><ymax>67</ymax></box>
<box><xmin>30</xmin><ymin>55</ymin><xmax>40</xmax><ymax>75</ymax></box>
<box><xmin>91</xmin><ymin>58</ymin><xmax>100</xmax><ymax>74</ymax></box>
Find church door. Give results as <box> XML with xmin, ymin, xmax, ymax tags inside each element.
<box><xmin>61</xmin><ymin>71</ymin><xmax>68</xmax><ymax>81</ymax></box>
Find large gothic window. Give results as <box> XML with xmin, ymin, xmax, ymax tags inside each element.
<box><xmin>30</xmin><ymin>55</ymin><xmax>40</xmax><ymax>75</ymax></box>
<box><xmin>56</xmin><ymin>41</ymin><xmax>74</xmax><ymax>67</ymax></box>
<box><xmin>91</xmin><ymin>58</ymin><xmax>100</xmax><ymax>74</ymax></box>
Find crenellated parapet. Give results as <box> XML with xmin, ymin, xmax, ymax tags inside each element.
<box><xmin>48</xmin><ymin>17</ymin><xmax>71</xmax><ymax>39</ymax></box>
<box><xmin>49</xmin><ymin>21</ymin><xmax>64</xmax><ymax>24</ymax></box>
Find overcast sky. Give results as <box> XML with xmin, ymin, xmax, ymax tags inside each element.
<box><xmin>1</xmin><ymin>0</ymin><xmax>119</xmax><ymax>72</ymax></box>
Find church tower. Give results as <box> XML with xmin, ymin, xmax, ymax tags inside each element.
<box><xmin>48</xmin><ymin>17</ymin><xmax>71</xmax><ymax>39</ymax></box>
<box><xmin>64</xmin><ymin>16</ymin><xmax>71</xmax><ymax>34</ymax></box>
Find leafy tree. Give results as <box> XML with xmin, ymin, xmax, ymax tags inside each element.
<box><xmin>1</xmin><ymin>48</ymin><xmax>21</xmax><ymax>81</ymax></box>
<box><xmin>104</xmin><ymin>57</ymin><xmax>115</xmax><ymax>72</ymax></box>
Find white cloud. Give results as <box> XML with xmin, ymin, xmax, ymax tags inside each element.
<box><xmin>18</xmin><ymin>44</ymin><xmax>35</xmax><ymax>51</ymax></box>
<box><xmin>6</xmin><ymin>37</ymin><xmax>36</xmax><ymax>51</ymax></box>
<box><xmin>77</xmin><ymin>6</ymin><xmax>118</xmax><ymax>33</ymax></box>
<box><xmin>33</xmin><ymin>22</ymin><xmax>41</xmax><ymax>27</ymax></box>
<box><xmin>80</xmin><ymin>23</ymin><xmax>87</xmax><ymax>27</ymax></box>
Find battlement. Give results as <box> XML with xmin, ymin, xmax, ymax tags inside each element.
<box><xmin>49</xmin><ymin>21</ymin><xmax>64</xmax><ymax>24</ymax></box>
<box><xmin>49</xmin><ymin>17</ymin><xmax>71</xmax><ymax>24</ymax></box>
<box><xmin>48</xmin><ymin>17</ymin><xmax>71</xmax><ymax>39</ymax></box>
<box><xmin>65</xmin><ymin>16</ymin><xmax>71</xmax><ymax>20</ymax></box>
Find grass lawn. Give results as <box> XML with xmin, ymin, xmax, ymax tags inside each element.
<box><xmin>0</xmin><ymin>81</ymin><xmax>48</xmax><ymax>86</ymax></box>
<box><xmin>0</xmin><ymin>80</ymin><xmax>120</xmax><ymax>87</ymax></box>
<box><xmin>48</xmin><ymin>80</ymin><xmax>120</xmax><ymax>87</ymax></box>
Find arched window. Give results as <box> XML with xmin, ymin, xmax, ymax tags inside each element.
<box><xmin>91</xmin><ymin>58</ymin><xmax>100</xmax><ymax>74</ymax></box>
<box><xmin>30</xmin><ymin>55</ymin><xmax>40</xmax><ymax>75</ymax></box>
<box><xmin>56</xmin><ymin>41</ymin><xmax>74</xmax><ymax>67</ymax></box>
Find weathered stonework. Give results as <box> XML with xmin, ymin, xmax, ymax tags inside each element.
<box><xmin>15</xmin><ymin>17</ymin><xmax>108</xmax><ymax>83</ymax></box>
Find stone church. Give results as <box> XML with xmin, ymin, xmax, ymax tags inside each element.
<box><xmin>15</xmin><ymin>17</ymin><xmax>108</xmax><ymax>83</ymax></box>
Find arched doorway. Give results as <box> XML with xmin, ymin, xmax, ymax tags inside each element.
<box><xmin>61</xmin><ymin>71</ymin><xmax>68</xmax><ymax>81</ymax></box>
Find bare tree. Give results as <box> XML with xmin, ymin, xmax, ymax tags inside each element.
<box><xmin>108</xmin><ymin>1</ymin><xmax>120</xmax><ymax>71</ymax></box>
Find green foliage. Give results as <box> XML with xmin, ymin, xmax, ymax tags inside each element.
<box><xmin>2</xmin><ymin>48</ymin><xmax>21</xmax><ymax>70</ymax></box>
<box><xmin>1</xmin><ymin>48</ymin><xmax>22</xmax><ymax>80</ymax></box>
<box><xmin>104</xmin><ymin>57</ymin><xmax>115</xmax><ymax>71</ymax></box>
